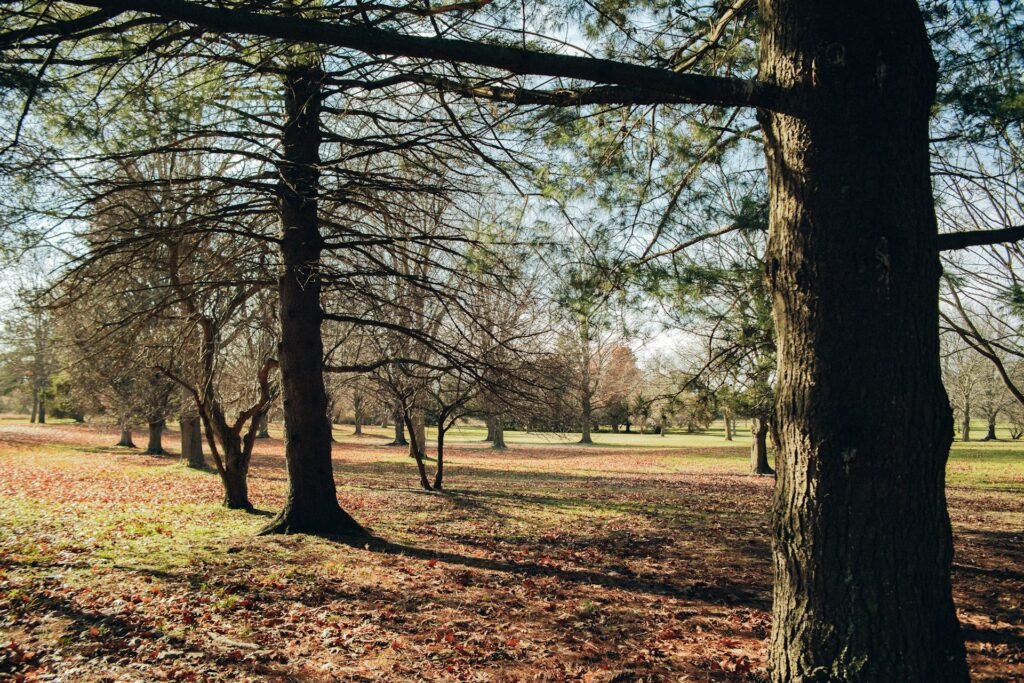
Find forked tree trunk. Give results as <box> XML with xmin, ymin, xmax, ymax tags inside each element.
<box><xmin>260</xmin><ymin>66</ymin><xmax>364</xmax><ymax>538</ymax></box>
<box><xmin>146</xmin><ymin>420</ymin><xmax>165</xmax><ymax>455</ymax></box>
<box><xmin>759</xmin><ymin>2</ymin><xmax>967</xmax><ymax>680</ymax></box>
<box><xmin>750</xmin><ymin>416</ymin><xmax>773</xmax><ymax>476</ymax></box>
<box><xmin>117</xmin><ymin>424</ymin><xmax>135</xmax><ymax>448</ymax></box>
<box><xmin>180</xmin><ymin>415</ymin><xmax>205</xmax><ymax>469</ymax></box>
<box><xmin>219</xmin><ymin>431</ymin><xmax>251</xmax><ymax>510</ymax></box>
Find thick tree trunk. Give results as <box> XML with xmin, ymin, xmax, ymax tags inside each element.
<box><xmin>611</xmin><ymin>422</ymin><xmax>620</xmax><ymax>433</ymax></box>
<box><xmin>219</xmin><ymin>433</ymin><xmax>251</xmax><ymax>510</ymax></box>
<box><xmin>961</xmin><ymin>403</ymin><xmax>971</xmax><ymax>441</ymax></box>
<box><xmin>180</xmin><ymin>415</ymin><xmax>205</xmax><ymax>469</ymax></box>
<box><xmin>37</xmin><ymin>398</ymin><xmax>45</xmax><ymax>424</ymax></box>
<box><xmin>759</xmin><ymin>2</ymin><xmax>967</xmax><ymax>680</ymax></box>
<box><xmin>750</xmin><ymin>417</ymin><xmax>774</xmax><ymax>476</ymax></box>
<box><xmin>491</xmin><ymin>416</ymin><xmax>507</xmax><ymax>450</ymax></box>
<box><xmin>984</xmin><ymin>414</ymin><xmax>997</xmax><ymax>441</ymax></box>
<box><xmin>117</xmin><ymin>424</ymin><xmax>135</xmax><ymax>448</ymax></box>
<box><xmin>391</xmin><ymin>400</ymin><xmax>408</xmax><ymax>446</ymax></box>
<box><xmin>484</xmin><ymin>414</ymin><xmax>495</xmax><ymax>442</ymax></box>
<box><xmin>260</xmin><ymin>66</ymin><xmax>364</xmax><ymax>538</ymax></box>
<box><xmin>29</xmin><ymin>390</ymin><xmax>38</xmax><ymax>424</ymax></box>
<box><xmin>146</xmin><ymin>420</ymin><xmax>165</xmax><ymax>455</ymax></box>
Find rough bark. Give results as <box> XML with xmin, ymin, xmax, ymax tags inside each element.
<box><xmin>750</xmin><ymin>416</ymin><xmax>774</xmax><ymax>476</ymax></box>
<box><xmin>484</xmin><ymin>415</ymin><xmax>495</xmax><ymax>442</ymax></box>
<box><xmin>759</xmin><ymin>2</ymin><xmax>968</xmax><ymax>680</ymax></box>
<box><xmin>961</xmin><ymin>404</ymin><xmax>971</xmax><ymax>441</ymax></box>
<box><xmin>260</xmin><ymin>66</ymin><xmax>364</xmax><ymax>537</ymax></box>
<box><xmin>146</xmin><ymin>419</ymin><xmax>165</xmax><ymax>455</ymax></box>
<box><xmin>117</xmin><ymin>424</ymin><xmax>135</xmax><ymax>448</ymax></box>
<box><xmin>179</xmin><ymin>415</ymin><xmax>205</xmax><ymax>468</ymax></box>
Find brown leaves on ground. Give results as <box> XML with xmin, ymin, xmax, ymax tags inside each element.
<box><xmin>0</xmin><ymin>422</ymin><xmax>1021</xmax><ymax>682</ymax></box>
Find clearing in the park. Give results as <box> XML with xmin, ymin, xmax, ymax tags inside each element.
<box><xmin>0</xmin><ymin>419</ymin><xmax>1020</xmax><ymax>681</ymax></box>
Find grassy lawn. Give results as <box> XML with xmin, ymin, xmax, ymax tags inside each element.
<box><xmin>0</xmin><ymin>419</ymin><xmax>1020</xmax><ymax>681</ymax></box>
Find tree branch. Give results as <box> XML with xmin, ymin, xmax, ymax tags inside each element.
<box><xmin>70</xmin><ymin>0</ymin><xmax>790</xmax><ymax>111</ymax></box>
<box><xmin>937</xmin><ymin>225</ymin><xmax>1024</xmax><ymax>251</ymax></box>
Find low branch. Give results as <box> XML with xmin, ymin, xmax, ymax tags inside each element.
<box><xmin>937</xmin><ymin>225</ymin><xmax>1024</xmax><ymax>251</ymax></box>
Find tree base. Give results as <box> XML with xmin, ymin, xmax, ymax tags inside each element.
<box><xmin>258</xmin><ymin>503</ymin><xmax>368</xmax><ymax>539</ymax></box>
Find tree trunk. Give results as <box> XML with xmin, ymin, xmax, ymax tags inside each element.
<box><xmin>146</xmin><ymin>419</ymin><xmax>165</xmax><ymax>455</ymax></box>
<box><xmin>724</xmin><ymin>414</ymin><xmax>733</xmax><ymax>441</ymax></box>
<box><xmin>260</xmin><ymin>66</ymin><xmax>364</xmax><ymax>538</ymax></box>
<box><xmin>391</xmin><ymin>400</ymin><xmax>408</xmax><ymax>446</ymax></box>
<box><xmin>117</xmin><ymin>424</ymin><xmax>135</xmax><ymax>448</ymax></box>
<box><xmin>958</xmin><ymin>401</ymin><xmax>966</xmax><ymax>444</ymax></box>
<box><xmin>750</xmin><ymin>416</ymin><xmax>774</xmax><ymax>476</ymax></box>
<box><xmin>579</xmin><ymin>393</ymin><xmax>593</xmax><ymax>444</ymax></box>
<box><xmin>219</xmin><ymin>432</ymin><xmax>251</xmax><ymax>510</ymax></box>
<box><xmin>255</xmin><ymin>411</ymin><xmax>271</xmax><ymax>439</ymax></box>
<box><xmin>408</xmin><ymin>407</ymin><xmax>426</xmax><ymax>460</ymax></box>
<box><xmin>491</xmin><ymin>416</ymin><xmax>507</xmax><ymax>450</ymax></box>
<box><xmin>403</xmin><ymin>411</ymin><xmax>432</xmax><ymax>491</ymax></box>
<box><xmin>433</xmin><ymin>427</ymin><xmax>445</xmax><ymax>490</ymax></box>
<box><xmin>180</xmin><ymin>415</ymin><xmax>205</xmax><ymax>469</ymax></box>
<box><xmin>984</xmin><ymin>414</ymin><xmax>997</xmax><ymax>441</ymax></box>
<box><xmin>759</xmin><ymin>2</ymin><xmax>967</xmax><ymax>680</ymax></box>
<box><xmin>484</xmin><ymin>414</ymin><xmax>495</xmax><ymax>442</ymax></box>
<box><xmin>36</xmin><ymin>398</ymin><xmax>45</xmax><ymax>425</ymax></box>
<box><xmin>29</xmin><ymin>389</ymin><xmax>38</xmax><ymax>423</ymax></box>
<box><xmin>353</xmin><ymin>393</ymin><xmax>363</xmax><ymax>435</ymax></box>
<box><xmin>611</xmin><ymin>422</ymin><xmax>620</xmax><ymax>433</ymax></box>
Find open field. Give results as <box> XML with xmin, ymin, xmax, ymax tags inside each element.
<box><xmin>0</xmin><ymin>418</ymin><xmax>1021</xmax><ymax>682</ymax></box>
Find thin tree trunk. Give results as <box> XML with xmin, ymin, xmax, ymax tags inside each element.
<box><xmin>260</xmin><ymin>66</ymin><xmax>364</xmax><ymax>538</ymax></box>
<box><xmin>37</xmin><ymin>398</ymin><xmax>45</xmax><ymax>424</ymax></box>
<box><xmin>29</xmin><ymin>389</ymin><xmax>38</xmax><ymax>423</ymax></box>
<box><xmin>579</xmin><ymin>394</ymin><xmax>593</xmax><ymax>444</ymax></box>
<box><xmin>391</xmin><ymin>400</ymin><xmax>407</xmax><ymax>446</ymax></box>
<box><xmin>180</xmin><ymin>415</ymin><xmax>205</xmax><ymax>469</ymax></box>
<box><xmin>433</xmin><ymin>427</ymin><xmax>445</xmax><ymax>490</ymax></box>
<box><xmin>760</xmin><ymin>2</ymin><xmax>967</xmax><ymax>679</ymax></box>
<box><xmin>724</xmin><ymin>413</ymin><xmax>733</xmax><ymax>441</ymax></box>
<box><xmin>961</xmin><ymin>400</ymin><xmax>971</xmax><ymax>441</ymax></box>
<box><xmin>146</xmin><ymin>419</ymin><xmax>165</xmax><ymax>455</ymax></box>
<box><xmin>409</xmin><ymin>407</ymin><xmax>426</xmax><ymax>460</ymax></box>
<box><xmin>353</xmin><ymin>393</ymin><xmax>363</xmax><ymax>435</ymax></box>
<box><xmin>750</xmin><ymin>417</ymin><xmax>773</xmax><ymax>476</ymax></box>
<box><xmin>117</xmin><ymin>424</ymin><xmax>135</xmax><ymax>448</ymax></box>
<box><xmin>404</xmin><ymin>411</ymin><xmax>432</xmax><ymax>491</ymax></box>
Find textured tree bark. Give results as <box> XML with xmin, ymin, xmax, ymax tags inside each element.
<box><xmin>961</xmin><ymin>404</ymin><xmax>971</xmax><ymax>441</ymax></box>
<box><xmin>759</xmin><ymin>1</ymin><xmax>968</xmax><ymax>680</ymax></box>
<box><xmin>491</xmin><ymin>415</ymin><xmax>507</xmax><ymax>450</ymax></box>
<box><xmin>750</xmin><ymin>416</ymin><xmax>773</xmax><ymax>476</ymax></box>
<box><xmin>260</xmin><ymin>65</ymin><xmax>364</xmax><ymax>537</ymax></box>
<box><xmin>117</xmin><ymin>424</ymin><xmax>135</xmax><ymax>448</ymax></box>
<box><xmin>146</xmin><ymin>419</ymin><xmax>165</xmax><ymax>455</ymax></box>
<box><xmin>179</xmin><ymin>415</ymin><xmax>205</xmax><ymax>468</ymax></box>
<box><xmin>579</xmin><ymin>393</ymin><xmax>593</xmax><ymax>444</ymax></box>
<box><xmin>484</xmin><ymin>414</ymin><xmax>495</xmax><ymax>442</ymax></box>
